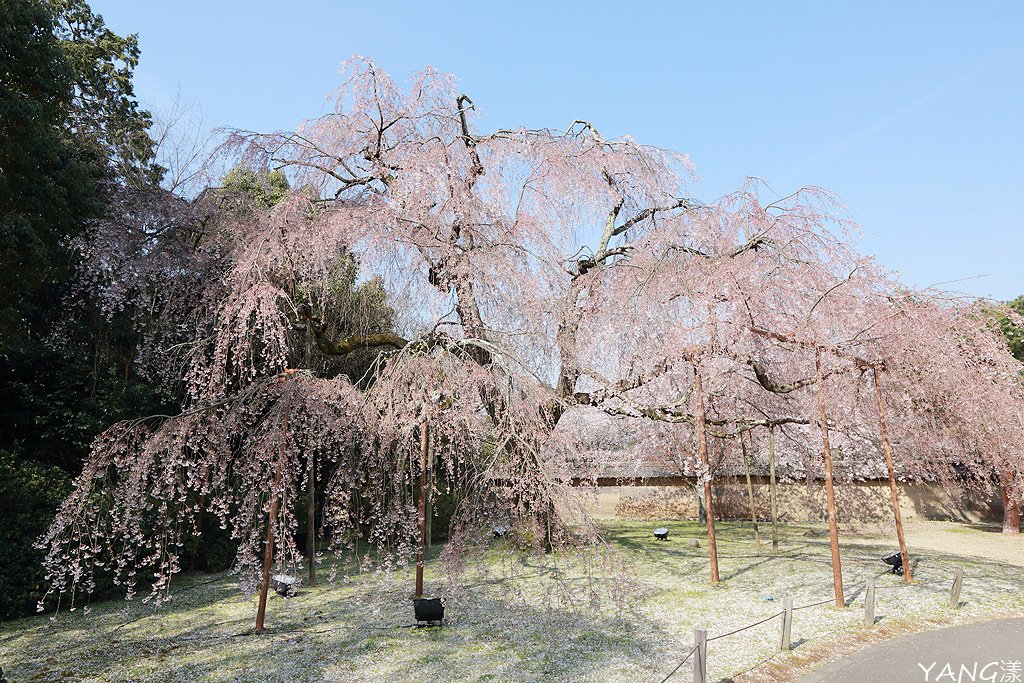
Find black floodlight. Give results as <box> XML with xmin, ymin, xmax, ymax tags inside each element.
<box><xmin>881</xmin><ymin>551</ymin><xmax>904</xmax><ymax>575</ymax></box>
<box><xmin>270</xmin><ymin>573</ymin><xmax>301</xmax><ymax>597</ymax></box>
<box><xmin>413</xmin><ymin>596</ymin><xmax>445</xmax><ymax>626</ymax></box>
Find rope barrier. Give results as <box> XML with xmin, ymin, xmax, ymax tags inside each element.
<box><xmin>707</xmin><ymin>610</ymin><xmax>785</xmax><ymax>641</ymax></box>
<box><xmin>793</xmin><ymin>597</ymin><xmax>836</xmax><ymax>611</ymax></box>
<box><xmin>658</xmin><ymin>644</ymin><xmax>698</xmax><ymax>683</ymax></box>
<box><xmin>651</xmin><ymin>569</ymin><xmax>965</xmax><ymax>682</ymax></box>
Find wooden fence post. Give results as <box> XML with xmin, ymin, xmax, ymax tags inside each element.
<box><xmin>780</xmin><ymin>596</ymin><xmax>792</xmax><ymax>651</ymax></box>
<box><xmin>693</xmin><ymin>626</ymin><xmax>707</xmax><ymax>683</ymax></box>
<box><xmin>950</xmin><ymin>568</ymin><xmax>964</xmax><ymax>609</ymax></box>
<box><xmin>863</xmin><ymin>578</ymin><xmax>875</xmax><ymax>626</ymax></box>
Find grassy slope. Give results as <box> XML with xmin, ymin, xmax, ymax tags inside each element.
<box><xmin>1</xmin><ymin>521</ymin><xmax>1021</xmax><ymax>683</ymax></box>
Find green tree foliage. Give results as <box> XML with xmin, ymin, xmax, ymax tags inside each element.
<box><xmin>997</xmin><ymin>296</ymin><xmax>1024</xmax><ymax>363</ymax></box>
<box><xmin>0</xmin><ymin>0</ymin><xmax>170</xmax><ymax>620</ymax></box>
<box><xmin>294</xmin><ymin>256</ymin><xmax>396</xmax><ymax>383</ymax></box>
<box><xmin>0</xmin><ymin>2</ymin><xmax>403</xmax><ymax>620</ymax></box>
<box><xmin>0</xmin><ymin>0</ymin><xmax>99</xmax><ymax>346</ymax></box>
<box><xmin>218</xmin><ymin>165</ymin><xmax>397</xmax><ymax>382</ymax></box>
<box><xmin>1</xmin><ymin>0</ymin><xmax>159</xmax><ymax>349</ymax></box>
<box><xmin>222</xmin><ymin>165</ymin><xmax>290</xmax><ymax>209</ymax></box>
<box><xmin>0</xmin><ymin>452</ymin><xmax>71</xmax><ymax>619</ymax></box>
<box><xmin>1</xmin><ymin>309</ymin><xmax>178</xmax><ymax>470</ymax></box>
<box><xmin>47</xmin><ymin>0</ymin><xmax>161</xmax><ymax>186</ymax></box>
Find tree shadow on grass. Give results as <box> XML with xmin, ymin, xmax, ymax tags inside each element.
<box><xmin>1</xmin><ymin>565</ymin><xmax>684</xmax><ymax>683</ymax></box>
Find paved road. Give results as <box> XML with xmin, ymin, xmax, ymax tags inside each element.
<box><xmin>799</xmin><ymin>618</ymin><xmax>1024</xmax><ymax>682</ymax></box>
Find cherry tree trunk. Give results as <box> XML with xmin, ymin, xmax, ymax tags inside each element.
<box><xmin>692</xmin><ymin>363</ymin><xmax>720</xmax><ymax>585</ymax></box>
<box><xmin>255</xmin><ymin>459</ymin><xmax>285</xmax><ymax>633</ymax></box>
<box><xmin>307</xmin><ymin>455</ymin><xmax>316</xmax><ymax>586</ymax></box>
<box><xmin>1003</xmin><ymin>469</ymin><xmax>1021</xmax><ymax>534</ymax></box>
<box><xmin>740</xmin><ymin>432</ymin><xmax>761</xmax><ymax>546</ymax></box>
<box><xmin>768</xmin><ymin>427</ymin><xmax>779</xmax><ymax>552</ymax></box>
<box><xmin>815</xmin><ymin>348</ymin><xmax>844</xmax><ymax>607</ymax></box>
<box><xmin>690</xmin><ymin>484</ymin><xmax>707</xmax><ymax>523</ymax></box>
<box><xmin>415</xmin><ymin>422</ymin><xmax>429</xmax><ymax>597</ymax></box>
<box><xmin>873</xmin><ymin>369</ymin><xmax>912</xmax><ymax>581</ymax></box>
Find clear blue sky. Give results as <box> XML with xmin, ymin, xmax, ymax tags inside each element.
<box><xmin>92</xmin><ymin>1</ymin><xmax>1024</xmax><ymax>300</ymax></box>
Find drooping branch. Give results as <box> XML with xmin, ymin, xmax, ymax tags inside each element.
<box><xmin>748</xmin><ymin>324</ymin><xmax>875</xmax><ymax>369</ymax></box>
<box><xmin>298</xmin><ymin>305</ymin><xmax>408</xmax><ymax>356</ymax></box>
<box><xmin>726</xmin><ymin>235</ymin><xmax>770</xmax><ymax>258</ymax></box>
<box><xmin>314</xmin><ymin>332</ymin><xmax>410</xmax><ymax>356</ymax></box>
<box><xmin>601</xmin><ymin>400</ymin><xmax>809</xmax><ymax>438</ymax></box>
<box><xmin>613</xmin><ymin>198</ymin><xmax>701</xmax><ymax>238</ymax></box>
<box><xmin>666</xmin><ymin>233</ymin><xmax>770</xmax><ymax>261</ymax></box>
<box><xmin>574</xmin><ymin>197</ymin><xmax>703</xmax><ymax>278</ymax></box>
<box><xmin>456</xmin><ymin>94</ymin><xmax>484</xmax><ymax>180</ymax></box>
<box><xmin>746</xmin><ymin>358</ymin><xmax>820</xmax><ymax>394</ymax></box>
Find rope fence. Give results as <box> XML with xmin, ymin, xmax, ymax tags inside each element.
<box><xmin>657</xmin><ymin>566</ymin><xmax>968</xmax><ymax>682</ymax></box>
<box><xmin>657</xmin><ymin>645</ymin><xmax>698</xmax><ymax>683</ymax></box>
<box><xmin>706</xmin><ymin>609</ymin><xmax>785</xmax><ymax>642</ymax></box>
<box><xmin>792</xmin><ymin>597</ymin><xmax>835</xmax><ymax>611</ymax></box>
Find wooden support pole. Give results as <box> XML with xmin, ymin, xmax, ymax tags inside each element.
<box><xmin>780</xmin><ymin>596</ymin><xmax>792</xmax><ymax>651</ymax></box>
<box><xmin>693</xmin><ymin>626</ymin><xmax>707</xmax><ymax>683</ymax></box>
<box><xmin>873</xmin><ymin>369</ymin><xmax>911</xmax><ymax>583</ymax></box>
<box><xmin>815</xmin><ymin>348</ymin><xmax>845</xmax><ymax>608</ymax></box>
<box><xmin>307</xmin><ymin>454</ymin><xmax>316</xmax><ymax>587</ymax></box>
<box><xmin>740</xmin><ymin>431</ymin><xmax>761</xmax><ymax>547</ymax></box>
<box><xmin>863</xmin><ymin>578</ymin><xmax>876</xmax><ymax>627</ymax></box>
<box><xmin>415</xmin><ymin>421</ymin><xmax>429</xmax><ymax>598</ymax></box>
<box><xmin>255</xmin><ymin>459</ymin><xmax>284</xmax><ymax>634</ymax></box>
<box><xmin>950</xmin><ymin>568</ymin><xmax>964</xmax><ymax>609</ymax></box>
<box><xmin>257</xmin><ymin>378</ymin><xmax>294</xmax><ymax>633</ymax></box>
<box><xmin>769</xmin><ymin>427</ymin><xmax>779</xmax><ymax>552</ymax></box>
<box><xmin>692</xmin><ymin>362</ymin><xmax>720</xmax><ymax>585</ymax></box>
<box><xmin>424</xmin><ymin>434</ymin><xmax>434</xmax><ymax>552</ymax></box>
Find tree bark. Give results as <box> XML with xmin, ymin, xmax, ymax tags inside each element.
<box><xmin>815</xmin><ymin>348</ymin><xmax>844</xmax><ymax>607</ymax></box>
<box><xmin>740</xmin><ymin>432</ymin><xmax>761</xmax><ymax>546</ymax></box>
<box><xmin>692</xmin><ymin>362</ymin><xmax>720</xmax><ymax>585</ymax></box>
<box><xmin>416</xmin><ymin>421</ymin><xmax>429</xmax><ymax>597</ymax></box>
<box><xmin>768</xmin><ymin>427</ymin><xmax>779</xmax><ymax>551</ymax></box>
<box><xmin>873</xmin><ymin>369</ymin><xmax>912</xmax><ymax>581</ymax></box>
<box><xmin>691</xmin><ymin>483</ymin><xmax>707</xmax><ymax>523</ymax></box>
<box><xmin>1003</xmin><ymin>469</ymin><xmax>1021</xmax><ymax>534</ymax></box>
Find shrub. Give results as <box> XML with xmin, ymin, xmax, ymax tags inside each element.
<box><xmin>0</xmin><ymin>451</ymin><xmax>70</xmax><ymax>620</ymax></box>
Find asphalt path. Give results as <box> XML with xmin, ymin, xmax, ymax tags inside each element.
<box><xmin>798</xmin><ymin>618</ymin><xmax>1024</xmax><ymax>682</ymax></box>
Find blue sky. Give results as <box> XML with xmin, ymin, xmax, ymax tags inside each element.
<box><xmin>92</xmin><ymin>1</ymin><xmax>1024</xmax><ymax>300</ymax></box>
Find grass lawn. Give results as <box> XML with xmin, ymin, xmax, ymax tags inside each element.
<box><xmin>1</xmin><ymin>520</ymin><xmax>1021</xmax><ymax>682</ymax></box>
